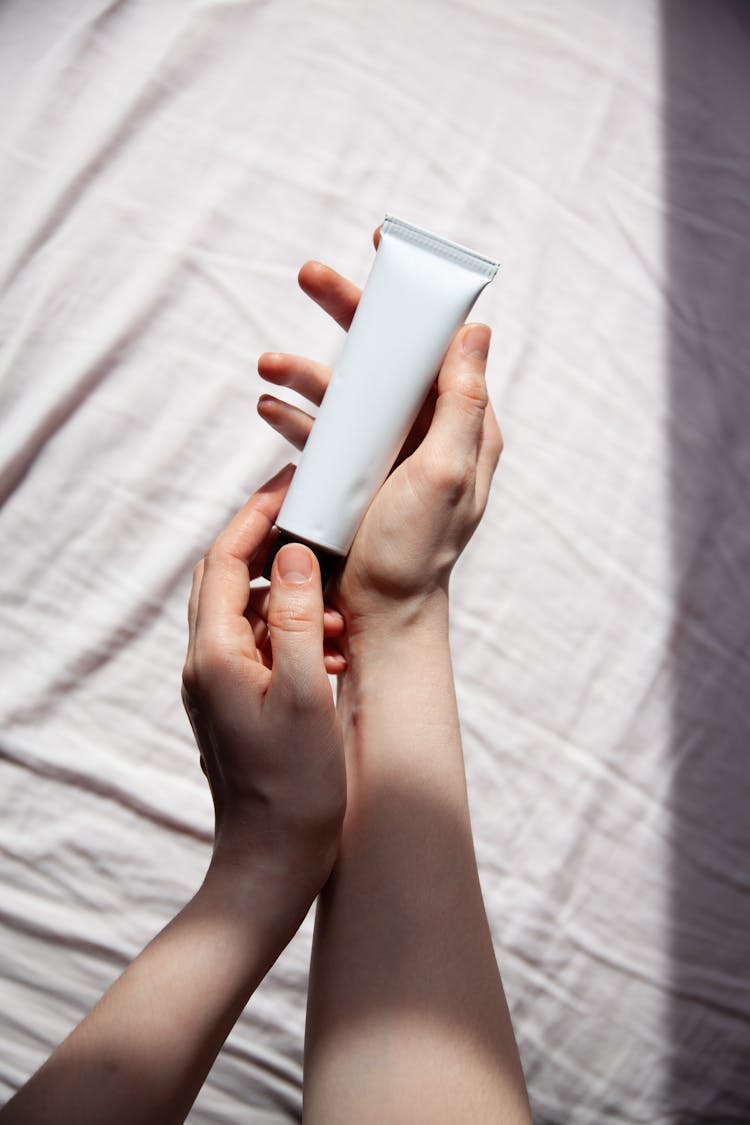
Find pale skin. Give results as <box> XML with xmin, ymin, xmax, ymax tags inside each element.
<box><xmin>0</xmin><ymin>230</ymin><xmax>531</xmax><ymax>1124</ymax></box>
<box><xmin>258</xmin><ymin>246</ymin><xmax>531</xmax><ymax>1124</ymax></box>
<box><xmin>0</xmin><ymin>475</ymin><xmax>347</xmax><ymax>1125</ymax></box>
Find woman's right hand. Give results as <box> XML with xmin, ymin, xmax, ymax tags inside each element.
<box><xmin>257</xmin><ymin>254</ymin><xmax>503</xmax><ymax>632</ymax></box>
<box><xmin>182</xmin><ymin>465</ymin><xmax>346</xmax><ymax>902</ymax></box>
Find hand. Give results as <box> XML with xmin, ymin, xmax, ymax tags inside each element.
<box><xmin>257</xmin><ymin>241</ymin><xmax>503</xmax><ymax>630</ymax></box>
<box><xmin>182</xmin><ymin>465</ymin><xmax>346</xmax><ymax>904</ymax></box>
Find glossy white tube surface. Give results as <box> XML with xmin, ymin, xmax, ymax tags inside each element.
<box><xmin>275</xmin><ymin>215</ymin><xmax>499</xmax><ymax>561</ymax></box>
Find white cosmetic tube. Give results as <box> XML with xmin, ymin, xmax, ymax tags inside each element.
<box><xmin>267</xmin><ymin>215</ymin><xmax>499</xmax><ymax>583</ymax></box>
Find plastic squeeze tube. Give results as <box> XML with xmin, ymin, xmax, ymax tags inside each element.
<box><xmin>266</xmin><ymin>214</ymin><xmax>499</xmax><ymax>585</ymax></box>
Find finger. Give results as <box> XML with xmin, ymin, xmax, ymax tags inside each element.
<box><xmin>257</xmin><ymin>352</ymin><xmax>331</xmax><ymax>407</ymax></box>
<box><xmin>246</xmin><ymin>604</ymin><xmax>345</xmax><ymax>675</ymax></box>
<box><xmin>257</xmin><ymin>395</ymin><xmax>315</xmax><ymax>451</ymax></box>
<box><xmin>373</xmin><ymin>225</ymin><xmax>381</xmax><ymax>250</ymax></box>
<box><xmin>266</xmin><ymin>543</ymin><xmax>330</xmax><ymax>703</ymax></box>
<box><xmin>475</xmin><ymin>398</ymin><xmax>504</xmax><ymax>508</ymax></box>
<box><xmin>248</xmin><ymin>604</ymin><xmax>273</xmax><ymax>669</ymax></box>
<box><xmin>186</xmin><ymin>558</ymin><xmax>204</xmax><ymax>658</ymax></box>
<box><xmin>324</xmin><ymin>641</ymin><xmax>347</xmax><ymax>676</ymax></box>
<box><xmin>213</xmin><ymin>462</ymin><xmax>295</xmax><ymax>567</ymax></box>
<box><xmin>245</xmin><ymin>601</ymin><xmax>270</xmax><ymax>661</ymax></box>
<box><xmin>393</xmin><ymin>381</ymin><xmax>438</xmax><ymax>468</ymax></box>
<box><xmin>197</xmin><ymin>463</ymin><xmax>294</xmax><ymax>631</ymax></box>
<box><xmin>246</xmin><ymin>585</ymin><xmax>346</xmax><ymax>639</ymax></box>
<box><xmin>421</xmin><ymin>323</ymin><xmax>491</xmax><ymax>475</ymax></box>
<box><xmin>298</xmin><ymin>261</ymin><xmax>361</xmax><ymax>332</ymax></box>
<box><xmin>323</xmin><ymin>606</ymin><xmax>347</xmax><ymax>638</ymax></box>
<box><xmin>245</xmin><ymin>585</ymin><xmax>270</xmax><ymax>628</ymax></box>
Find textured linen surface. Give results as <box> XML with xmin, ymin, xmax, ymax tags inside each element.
<box><xmin>1</xmin><ymin>2</ymin><xmax>748</xmax><ymax>1122</ymax></box>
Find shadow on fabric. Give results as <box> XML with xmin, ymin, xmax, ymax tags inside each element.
<box><xmin>662</xmin><ymin>2</ymin><xmax>750</xmax><ymax>1120</ymax></box>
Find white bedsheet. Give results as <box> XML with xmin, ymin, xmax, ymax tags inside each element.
<box><xmin>1</xmin><ymin>1</ymin><xmax>749</xmax><ymax>1121</ymax></box>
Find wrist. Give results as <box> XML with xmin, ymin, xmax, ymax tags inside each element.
<box><xmin>336</xmin><ymin>589</ymin><xmax>457</xmax><ymax>751</ymax></box>
<box><xmin>202</xmin><ymin>838</ymin><xmax>323</xmax><ymax>945</ymax></box>
<box><xmin>340</xmin><ymin>585</ymin><xmax>450</xmax><ymax>664</ymax></box>
<box><xmin>334</xmin><ymin>583</ymin><xmax>468</xmax><ymax>820</ymax></box>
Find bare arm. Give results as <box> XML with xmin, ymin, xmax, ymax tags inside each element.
<box><xmin>1</xmin><ymin>467</ymin><xmax>346</xmax><ymax>1125</ymax></box>
<box><xmin>1</xmin><ymin>858</ymin><xmax>311</xmax><ymax>1125</ymax></box>
<box><xmin>259</xmin><ymin>258</ymin><xmax>531</xmax><ymax>1123</ymax></box>
<box><xmin>304</xmin><ymin>600</ymin><xmax>530</xmax><ymax>1124</ymax></box>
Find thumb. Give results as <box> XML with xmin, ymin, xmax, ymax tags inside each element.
<box><xmin>424</xmin><ymin>323</ymin><xmax>491</xmax><ymax>467</ymax></box>
<box><xmin>267</xmin><ymin>543</ymin><xmax>328</xmax><ymax>702</ymax></box>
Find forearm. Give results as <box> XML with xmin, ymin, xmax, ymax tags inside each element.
<box><xmin>1</xmin><ymin>858</ymin><xmax>308</xmax><ymax>1125</ymax></box>
<box><xmin>337</xmin><ymin>590</ymin><xmax>470</xmax><ymax>823</ymax></box>
<box><xmin>304</xmin><ymin>593</ymin><xmax>531</xmax><ymax>1123</ymax></box>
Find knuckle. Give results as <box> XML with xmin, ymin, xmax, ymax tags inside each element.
<box><xmin>429</xmin><ymin>449</ymin><xmax>475</xmax><ymax>501</ymax></box>
<box><xmin>203</xmin><ymin>544</ymin><xmax>224</xmax><ymax>570</ymax></box>
<box><xmin>269</xmin><ymin>597</ymin><xmax>315</xmax><ymax>634</ymax></box>
<box><xmin>455</xmin><ymin>372</ymin><xmax>489</xmax><ymax>413</ymax></box>
<box><xmin>181</xmin><ymin>659</ymin><xmax>197</xmax><ymax>697</ymax></box>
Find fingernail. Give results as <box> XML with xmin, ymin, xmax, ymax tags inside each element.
<box><xmin>277</xmin><ymin>543</ymin><xmax>313</xmax><ymax>584</ymax></box>
<box><xmin>462</xmin><ymin>324</ymin><xmax>491</xmax><ymax>360</ymax></box>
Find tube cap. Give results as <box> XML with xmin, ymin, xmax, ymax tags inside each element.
<box><xmin>263</xmin><ymin>529</ymin><xmax>343</xmax><ymax>592</ymax></box>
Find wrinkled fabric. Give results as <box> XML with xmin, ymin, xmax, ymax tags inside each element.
<box><xmin>1</xmin><ymin>1</ymin><xmax>749</xmax><ymax>1121</ymax></box>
